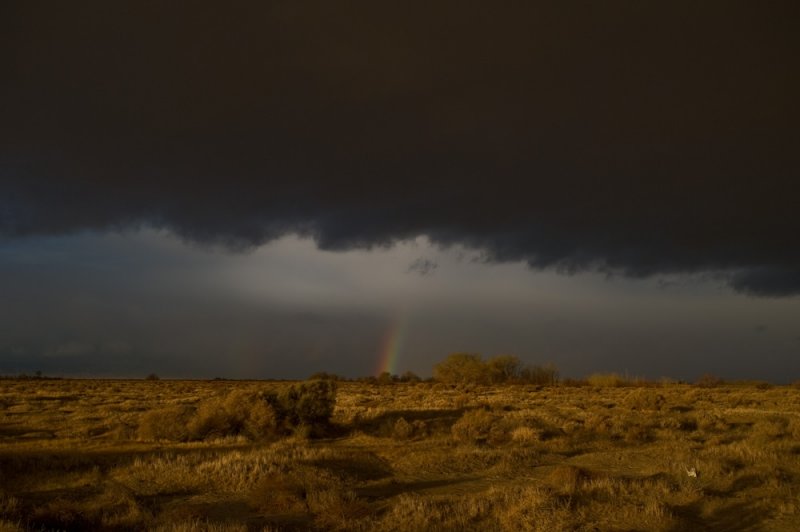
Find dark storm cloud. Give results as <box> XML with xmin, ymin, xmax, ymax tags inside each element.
<box><xmin>730</xmin><ymin>268</ymin><xmax>800</xmax><ymax>297</ymax></box>
<box><xmin>2</xmin><ymin>2</ymin><xmax>799</xmax><ymax>294</ymax></box>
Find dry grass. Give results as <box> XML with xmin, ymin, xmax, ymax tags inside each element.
<box><xmin>1</xmin><ymin>378</ymin><xmax>800</xmax><ymax>530</ymax></box>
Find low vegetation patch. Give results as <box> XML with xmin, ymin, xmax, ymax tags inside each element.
<box><xmin>1</xmin><ymin>375</ymin><xmax>799</xmax><ymax>530</ymax></box>
<box><xmin>137</xmin><ymin>379</ymin><xmax>337</xmax><ymax>443</ymax></box>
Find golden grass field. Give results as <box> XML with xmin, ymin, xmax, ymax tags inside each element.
<box><xmin>1</xmin><ymin>378</ymin><xmax>800</xmax><ymax>531</ymax></box>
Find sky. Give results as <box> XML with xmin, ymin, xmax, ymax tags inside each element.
<box><xmin>2</xmin><ymin>3</ymin><xmax>799</xmax><ymax>381</ymax></box>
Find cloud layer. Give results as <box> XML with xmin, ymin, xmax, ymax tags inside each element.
<box><xmin>2</xmin><ymin>2</ymin><xmax>799</xmax><ymax>294</ymax></box>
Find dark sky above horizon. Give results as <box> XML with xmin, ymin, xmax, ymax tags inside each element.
<box><xmin>2</xmin><ymin>2</ymin><xmax>799</xmax><ymax>380</ymax></box>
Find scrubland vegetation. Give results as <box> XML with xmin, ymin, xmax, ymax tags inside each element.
<box><xmin>1</xmin><ymin>369</ymin><xmax>800</xmax><ymax>530</ymax></box>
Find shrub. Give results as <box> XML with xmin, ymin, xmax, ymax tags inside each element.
<box><xmin>623</xmin><ymin>389</ymin><xmax>666</xmax><ymax>411</ymax></box>
<box><xmin>186</xmin><ymin>390</ymin><xmax>280</xmax><ymax>441</ymax></box>
<box><xmin>309</xmin><ymin>488</ymin><xmax>371</xmax><ymax>529</ymax></box>
<box><xmin>519</xmin><ymin>363</ymin><xmax>559</xmax><ymax>385</ymax></box>
<box><xmin>547</xmin><ymin>465</ymin><xmax>588</xmax><ymax>495</ymax></box>
<box><xmin>187</xmin><ymin>400</ymin><xmax>235</xmax><ymax>440</ymax></box>
<box><xmin>276</xmin><ymin>379</ymin><xmax>338</xmax><ymax>435</ymax></box>
<box><xmin>250</xmin><ymin>473</ymin><xmax>316</xmax><ymax>514</ymax></box>
<box><xmin>136</xmin><ymin>379</ymin><xmax>336</xmax><ymax>441</ymax></box>
<box><xmin>587</xmin><ymin>373</ymin><xmax>627</xmax><ymax>387</ymax></box>
<box><xmin>308</xmin><ymin>372</ymin><xmax>342</xmax><ymax>381</ymax></box>
<box><xmin>561</xmin><ymin>378</ymin><xmax>588</xmax><ymax>387</ymax></box>
<box><xmin>695</xmin><ymin>374</ymin><xmax>724</xmax><ymax>388</ymax></box>
<box><xmin>377</xmin><ymin>372</ymin><xmax>395</xmax><ymax>385</ymax></box>
<box><xmin>392</xmin><ymin>417</ymin><xmax>413</xmax><ymax>440</ymax></box>
<box><xmin>510</xmin><ymin>426</ymin><xmax>541</xmax><ymax>445</ymax></box>
<box><xmin>486</xmin><ymin>355</ymin><xmax>523</xmax><ymax>383</ymax></box>
<box><xmin>243</xmin><ymin>397</ymin><xmax>280</xmax><ymax>440</ymax></box>
<box><xmin>622</xmin><ymin>424</ymin><xmax>653</xmax><ymax>443</ymax></box>
<box><xmin>139</xmin><ymin>389</ymin><xmax>283</xmax><ymax>442</ymax></box>
<box><xmin>451</xmin><ymin>409</ymin><xmax>497</xmax><ymax>444</ymax></box>
<box><xmin>145</xmin><ymin>373</ymin><xmax>160</xmax><ymax>381</ymax></box>
<box><xmin>398</xmin><ymin>371</ymin><xmax>422</xmax><ymax>383</ymax></box>
<box><xmin>434</xmin><ymin>353</ymin><xmax>487</xmax><ymax>384</ymax></box>
<box><xmin>434</xmin><ymin>353</ymin><xmax>559</xmax><ymax>385</ymax></box>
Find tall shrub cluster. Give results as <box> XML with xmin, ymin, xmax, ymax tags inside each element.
<box><xmin>187</xmin><ymin>389</ymin><xmax>279</xmax><ymax>441</ymax></box>
<box><xmin>275</xmin><ymin>379</ymin><xmax>338</xmax><ymax>431</ymax></box>
<box><xmin>433</xmin><ymin>353</ymin><xmax>558</xmax><ymax>385</ymax></box>
<box><xmin>137</xmin><ymin>379</ymin><xmax>338</xmax><ymax>442</ymax></box>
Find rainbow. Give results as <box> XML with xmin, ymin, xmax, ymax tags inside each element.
<box><xmin>375</xmin><ymin>314</ymin><xmax>407</xmax><ymax>376</ymax></box>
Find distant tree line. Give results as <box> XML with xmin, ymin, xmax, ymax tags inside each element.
<box><xmin>0</xmin><ymin>370</ymin><xmax>64</xmax><ymax>381</ymax></box>
<box><xmin>433</xmin><ymin>353</ymin><xmax>559</xmax><ymax>385</ymax></box>
<box><xmin>309</xmin><ymin>371</ymin><xmax>424</xmax><ymax>384</ymax></box>
<box><xmin>306</xmin><ymin>355</ymin><xmax>558</xmax><ymax>385</ymax></box>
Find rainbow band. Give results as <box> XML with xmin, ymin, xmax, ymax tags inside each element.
<box><xmin>376</xmin><ymin>314</ymin><xmax>407</xmax><ymax>376</ymax></box>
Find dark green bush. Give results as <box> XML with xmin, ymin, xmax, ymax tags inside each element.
<box><xmin>275</xmin><ymin>379</ymin><xmax>338</xmax><ymax>435</ymax></box>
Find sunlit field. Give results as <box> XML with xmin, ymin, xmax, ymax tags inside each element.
<box><xmin>1</xmin><ymin>377</ymin><xmax>800</xmax><ymax>531</ymax></box>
